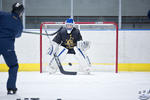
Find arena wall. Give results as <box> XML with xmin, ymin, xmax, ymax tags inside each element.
<box><xmin>2</xmin><ymin>0</ymin><xmax>150</xmax><ymax>16</ymax></box>
<box><xmin>0</xmin><ymin>30</ymin><xmax>150</xmax><ymax>72</ymax></box>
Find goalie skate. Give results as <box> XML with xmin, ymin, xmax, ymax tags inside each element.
<box><xmin>47</xmin><ymin>64</ymin><xmax>58</xmax><ymax>74</ymax></box>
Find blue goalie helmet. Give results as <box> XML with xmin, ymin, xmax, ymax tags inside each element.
<box><xmin>65</xmin><ymin>18</ymin><xmax>74</xmax><ymax>34</ymax></box>
<box><xmin>65</xmin><ymin>18</ymin><xmax>74</xmax><ymax>26</ymax></box>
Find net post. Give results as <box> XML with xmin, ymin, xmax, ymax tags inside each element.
<box><xmin>115</xmin><ymin>23</ymin><xmax>119</xmax><ymax>73</ymax></box>
<box><xmin>103</xmin><ymin>22</ymin><xmax>119</xmax><ymax>73</ymax></box>
<box><xmin>40</xmin><ymin>23</ymin><xmax>43</xmax><ymax>73</ymax></box>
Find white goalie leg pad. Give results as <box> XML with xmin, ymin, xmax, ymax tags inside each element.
<box><xmin>57</xmin><ymin>46</ymin><xmax>68</xmax><ymax>61</ymax></box>
<box><xmin>47</xmin><ymin>62</ymin><xmax>58</xmax><ymax>74</ymax></box>
<box><xmin>77</xmin><ymin>41</ymin><xmax>91</xmax><ymax>52</ymax></box>
<box><xmin>48</xmin><ymin>45</ymin><xmax>68</xmax><ymax>74</ymax></box>
<box><xmin>74</xmin><ymin>47</ymin><xmax>91</xmax><ymax>74</ymax></box>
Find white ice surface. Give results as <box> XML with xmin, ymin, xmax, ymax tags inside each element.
<box><xmin>0</xmin><ymin>72</ymin><xmax>150</xmax><ymax>100</ymax></box>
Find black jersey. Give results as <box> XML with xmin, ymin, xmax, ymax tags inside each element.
<box><xmin>53</xmin><ymin>27</ymin><xmax>82</xmax><ymax>54</ymax></box>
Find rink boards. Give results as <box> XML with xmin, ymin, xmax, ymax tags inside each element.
<box><xmin>0</xmin><ymin>30</ymin><xmax>150</xmax><ymax>72</ymax></box>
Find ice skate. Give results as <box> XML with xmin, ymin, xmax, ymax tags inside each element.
<box><xmin>7</xmin><ymin>88</ymin><xmax>17</xmax><ymax>95</ymax></box>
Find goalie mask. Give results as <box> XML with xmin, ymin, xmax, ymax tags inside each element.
<box><xmin>12</xmin><ymin>2</ymin><xmax>24</xmax><ymax>17</ymax></box>
<box><xmin>65</xmin><ymin>18</ymin><xmax>74</xmax><ymax>34</ymax></box>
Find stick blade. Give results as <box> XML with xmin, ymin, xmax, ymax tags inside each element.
<box><xmin>54</xmin><ymin>54</ymin><xmax>77</xmax><ymax>75</ymax></box>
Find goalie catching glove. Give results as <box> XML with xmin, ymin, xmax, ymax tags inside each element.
<box><xmin>77</xmin><ymin>41</ymin><xmax>91</xmax><ymax>51</ymax></box>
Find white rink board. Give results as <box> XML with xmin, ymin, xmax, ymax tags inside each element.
<box><xmin>1</xmin><ymin>30</ymin><xmax>150</xmax><ymax>71</ymax></box>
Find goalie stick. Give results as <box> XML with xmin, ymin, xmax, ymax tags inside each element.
<box><xmin>43</xmin><ymin>26</ymin><xmax>77</xmax><ymax>75</ymax></box>
<box><xmin>23</xmin><ymin>26</ymin><xmax>63</xmax><ymax>36</ymax></box>
<box><xmin>54</xmin><ymin>53</ymin><xmax>77</xmax><ymax>75</ymax></box>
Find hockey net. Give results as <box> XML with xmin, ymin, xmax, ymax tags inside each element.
<box><xmin>40</xmin><ymin>22</ymin><xmax>118</xmax><ymax>73</ymax></box>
